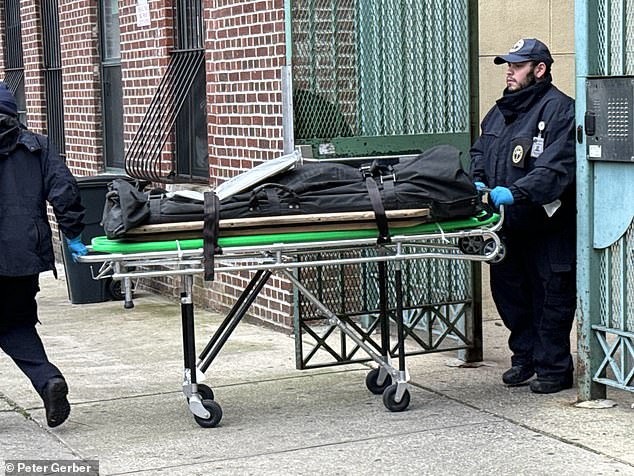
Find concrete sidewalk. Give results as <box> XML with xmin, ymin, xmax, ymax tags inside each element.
<box><xmin>2</xmin><ymin>270</ymin><xmax>634</xmax><ymax>475</ymax></box>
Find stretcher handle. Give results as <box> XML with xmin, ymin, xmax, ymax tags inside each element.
<box><xmin>248</xmin><ymin>183</ymin><xmax>300</xmax><ymax>211</ymax></box>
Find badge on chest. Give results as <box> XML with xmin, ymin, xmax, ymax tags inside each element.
<box><xmin>510</xmin><ymin>137</ymin><xmax>531</xmax><ymax>168</ymax></box>
<box><xmin>509</xmin><ymin>121</ymin><xmax>546</xmax><ymax>168</ymax></box>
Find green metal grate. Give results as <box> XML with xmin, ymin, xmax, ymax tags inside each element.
<box><xmin>586</xmin><ymin>0</ymin><xmax>634</xmax><ymax>394</ymax></box>
<box><xmin>295</xmin><ymin>242</ymin><xmax>474</xmax><ymax>369</ymax></box>
<box><xmin>289</xmin><ymin>0</ymin><xmax>477</xmax><ymax>369</ymax></box>
<box><xmin>290</xmin><ymin>0</ymin><xmax>471</xmax><ymax>157</ymax></box>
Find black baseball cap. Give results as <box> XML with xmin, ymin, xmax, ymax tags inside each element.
<box><xmin>494</xmin><ymin>38</ymin><xmax>554</xmax><ymax>66</ymax></box>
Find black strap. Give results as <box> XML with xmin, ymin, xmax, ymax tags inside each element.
<box><xmin>203</xmin><ymin>192</ymin><xmax>222</xmax><ymax>281</ymax></box>
<box><xmin>364</xmin><ymin>175</ymin><xmax>390</xmax><ymax>244</ymax></box>
<box><xmin>149</xmin><ymin>196</ymin><xmax>161</xmax><ymax>221</ymax></box>
<box><xmin>382</xmin><ymin>175</ymin><xmax>396</xmax><ymax>210</ymax></box>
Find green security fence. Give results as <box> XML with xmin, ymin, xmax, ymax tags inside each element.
<box><xmin>289</xmin><ymin>0</ymin><xmax>474</xmax><ymax>159</ymax></box>
<box><xmin>577</xmin><ymin>0</ymin><xmax>634</xmax><ymax>398</ymax></box>
<box><xmin>286</xmin><ymin>0</ymin><xmax>480</xmax><ymax>369</ymax></box>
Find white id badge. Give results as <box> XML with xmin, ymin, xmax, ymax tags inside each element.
<box><xmin>531</xmin><ymin>136</ymin><xmax>544</xmax><ymax>157</ymax></box>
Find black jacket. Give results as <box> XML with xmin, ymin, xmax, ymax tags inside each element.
<box><xmin>0</xmin><ymin>127</ymin><xmax>85</xmax><ymax>276</ymax></box>
<box><xmin>470</xmin><ymin>77</ymin><xmax>576</xmax><ymax>232</ymax></box>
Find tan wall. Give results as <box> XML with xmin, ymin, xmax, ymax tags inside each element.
<box><xmin>478</xmin><ymin>0</ymin><xmax>575</xmax><ymax>120</ymax></box>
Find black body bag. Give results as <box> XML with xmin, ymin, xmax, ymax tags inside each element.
<box><xmin>219</xmin><ymin>144</ymin><xmax>478</xmax><ymax>221</ymax></box>
<box><xmin>203</xmin><ymin>144</ymin><xmax>479</xmax><ymax>280</ymax></box>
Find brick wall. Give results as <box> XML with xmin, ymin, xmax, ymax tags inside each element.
<box><xmin>207</xmin><ymin>0</ymin><xmax>286</xmax><ymax>185</ymax></box>
<box><xmin>119</xmin><ymin>0</ymin><xmax>174</xmax><ymax>170</ymax></box>
<box><xmin>2</xmin><ymin>0</ymin><xmax>295</xmax><ymax>329</ymax></box>
<box><xmin>203</xmin><ymin>0</ymin><xmax>293</xmax><ymax>328</ymax></box>
<box><xmin>58</xmin><ymin>1</ymin><xmax>103</xmax><ymax>176</ymax></box>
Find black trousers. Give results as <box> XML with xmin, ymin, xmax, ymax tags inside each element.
<box><xmin>0</xmin><ymin>275</ymin><xmax>63</xmax><ymax>394</ymax></box>
<box><xmin>490</xmin><ymin>228</ymin><xmax>576</xmax><ymax>380</ymax></box>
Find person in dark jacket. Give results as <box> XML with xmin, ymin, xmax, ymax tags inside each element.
<box><xmin>0</xmin><ymin>82</ymin><xmax>88</xmax><ymax>426</ymax></box>
<box><xmin>470</xmin><ymin>39</ymin><xmax>576</xmax><ymax>394</ymax></box>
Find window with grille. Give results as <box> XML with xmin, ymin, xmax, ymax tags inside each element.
<box><xmin>125</xmin><ymin>0</ymin><xmax>208</xmax><ymax>183</ymax></box>
<box><xmin>40</xmin><ymin>0</ymin><xmax>66</xmax><ymax>159</ymax></box>
<box><xmin>174</xmin><ymin>0</ymin><xmax>208</xmax><ymax>181</ymax></box>
<box><xmin>3</xmin><ymin>0</ymin><xmax>26</xmax><ymax>124</ymax></box>
<box><xmin>99</xmin><ymin>0</ymin><xmax>125</xmax><ymax>169</ymax></box>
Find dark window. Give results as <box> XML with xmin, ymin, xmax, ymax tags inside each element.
<box><xmin>175</xmin><ymin>65</ymin><xmax>208</xmax><ymax>179</ymax></box>
<box><xmin>173</xmin><ymin>0</ymin><xmax>208</xmax><ymax>181</ymax></box>
<box><xmin>98</xmin><ymin>0</ymin><xmax>124</xmax><ymax>169</ymax></box>
<box><xmin>101</xmin><ymin>0</ymin><xmax>120</xmax><ymax>61</ymax></box>
<box><xmin>3</xmin><ymin>0</ymin><xmax>26</xmax><ymax>124</ymax></box>
<box><xmin>124</xmin><ymin>0</ymin><xmax>207</xmax><ymax>183</ymax></box>
<box><xmin>40</xmin><ymin>0</ymin><xmax>66</xmax><ymax>159</ymax></box>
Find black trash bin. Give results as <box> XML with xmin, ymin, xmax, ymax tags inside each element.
<box><xmin>61</xmin><ymin>174</ymin><xmax>133</xmax><ymax>304</ymax></box>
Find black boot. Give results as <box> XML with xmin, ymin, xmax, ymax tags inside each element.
<box><xmin>502</xmin><ymin>365</ymin><xmax>535</xmax><ymax>385</ymax></box>
<box><xmin>529</xmin><ymin>375</ymin><xmax>574</xmax><ymax>394</ymax></box>
<box><xmin>41</xmin><ymin>377</ymin><xmax>70</xmax><ymax>427</ymax></box>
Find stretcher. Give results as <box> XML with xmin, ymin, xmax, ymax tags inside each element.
<box><xmin>78</xmin><ymin>207</ymin><xmax>504</xmax><ymax>428</ymax></box>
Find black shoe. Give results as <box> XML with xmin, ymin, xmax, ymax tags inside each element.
<box><xmin>41</xmin><ymin>377</ymin><xmax>70</xmax><ymax>428</ymax></box>
<box><xmin>529</xmin><ymin>376</ymin><xmax>574</xmax><ymax>394</ymax></box>
<box><xmin>502</xmin><ymin>365</ymin><xmax>535</xmax><ymax>386</ymax></box>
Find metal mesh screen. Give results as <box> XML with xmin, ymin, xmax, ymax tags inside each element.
<box><xmin>595</xmin><ymin>0</ymin><xmax>634</xmax><ymax>75</ymax></box>
<box><xmin>599</xmin><ymin>221</ymin><xmax>634</xmax><ymax>332</ymax></box>
<box><xmin>295</xmin><ymin>242</ymin><xmax>474</xmax><ymax>368</ymax></box>
<box><xmin>291</xmin><ymin>0</ymin><xmax>470</xmax><ymax>144</ymax></box>
<box><xmin>593</xmin><ymin>0</ymin><xmax>634</xmax><ymax>334</ymax></box>
<box><xmin>290</xmin><ymin>1</ymin><xmax>476</xmax><ymax>368</ymax></box>
<box><xmin>588</xmin><ymin>0</ymin><xmax>634</xmax><ymax>394</ymax></box>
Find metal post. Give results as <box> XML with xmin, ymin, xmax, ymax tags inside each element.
<box><xmin>576</xmin><ymin>0</ymin><xmax>606</xmax><ymax>400</ymax></box>
<box><xmin>462</xmin><ymin>0</ymin><xmax>483</xmax><ymax>363</ymax></box>
<box><xmin>181</xmin><ymin>274</ymin><xmax>197</xmax><ymax>387</ymax></box>
<box><xmin>281</xmin><ymin>66</ymin><xmax>295</xmax><ymax>154</ymax></box>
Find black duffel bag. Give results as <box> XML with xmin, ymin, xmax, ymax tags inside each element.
<box><xmin>102</xmin><ymin>180</ymin><xmax>205</xmax><ymax>238</ymax></box>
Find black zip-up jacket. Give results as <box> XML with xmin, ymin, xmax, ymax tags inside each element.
<box><xmin>0</xmin><ymin>126</ymin><xmax>85</xmax><ymax>276</ymax></box>
<box><xmin>470</xmin><ymin>76</ymin><xmax>576</xmax><ymax>232</ymax></box>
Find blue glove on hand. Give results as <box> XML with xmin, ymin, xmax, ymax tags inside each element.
<box><xmin>66</xmin><ymin>235</ymin><xmax>88</xmax><ymax>262</ymax></box>
<box><xmin>474</xmin><ymin>181</ymin><xmax>486</xmax><ymax>191</ymax></box>
<box><xmin>490</xmin><ymin>186</ymin><xmax>514</xmax><ymax>208</ymax></box>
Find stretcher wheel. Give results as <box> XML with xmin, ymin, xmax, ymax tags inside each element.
<box><xmin>382</xmin><ymin>384</ymin><xmax>410</xmax><ymax>412</ymax></box>
<box><xmin>108</xmin><ymin>278</ymin><xmax>135</xmax><ymax>301</ymax></box>
<box><xmin>458</xmin><ymin>236</ymin><xmax>484</xmax><ymax>254</ymax></box>
<box><xmin>193</xmin><ymin>399</ymin><xmax>223</xmax><ymax>428</ymax></box>
<box><xmin>187</xmin><ymin>384</ymin><xmax>215</xmax><ymax>403</ymax></box>
<box><xmin>197</xmin><ymin>384</ymin><xmax>215</xmax><ymax>401</ymax></box>
<box><xmin>365</xmin><ymin>368</ymin><xmax>392</xmax><ymax>395</ymax></box>
<box><xmin>483</xmin><ymin>239</ymin><xmax>506</xmax><ymax>263</ymax></box>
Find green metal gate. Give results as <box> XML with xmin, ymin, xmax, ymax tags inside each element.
<box><xmin>577</xmin><ymin>0</ymin><xmax>634</xmax><ymax>398</ymax></box>
<box><xmin>284</xmin><ymin>0</ymin><xmax>481</xmax><ymax>369</ymax></box>
<box><xmin>287</xmin><ymin>0</ymin><xmax>476</xmax><ymax>159</ymax></box>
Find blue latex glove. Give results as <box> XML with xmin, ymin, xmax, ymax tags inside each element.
<box><xmin>490</xmin><ymin>186</ymin><xmax>514</xmax><ymax>208</ymax></box>
<box><xmin>66</xmin><ymin>235</ymin><xmax>88</xmax><ymax>262</ymax></box>
<box><xmin>474</xmin><ymin>181</ymin><xmax>486</xmax><ymax>191</ymax></box>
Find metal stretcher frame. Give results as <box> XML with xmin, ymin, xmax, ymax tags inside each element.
<box><xmin>78</xmin><ymin>209</ymin><xmax>504</xmax><ymax>428</ymax></box>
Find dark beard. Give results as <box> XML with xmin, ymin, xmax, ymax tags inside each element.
<box><xmin>523</xmin><ymin>69</ymin><xmax>537</xmax><ymax>88</ymax></box>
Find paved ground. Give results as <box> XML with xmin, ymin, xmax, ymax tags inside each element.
<box><xmin>1</xmin><ymin>269</ymin><xmax>634</xmax><ymax>475</ymax></box>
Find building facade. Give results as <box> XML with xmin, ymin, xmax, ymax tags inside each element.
<box><xmin>1</xmin><ymin>0</ymin><xmax>292</xmax><ymax>327</ymax></box>
<box><xmin>0</xmin><ymin>0</ymin><xmax>574</xmax><ymax>329</ymax></box>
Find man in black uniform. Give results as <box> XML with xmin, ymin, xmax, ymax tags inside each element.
<box><xmin>0</xmin><ymin>82</ymin><xmax>88</xmax><ymax>426</ymax></box>
<box><xmin>470</xmin><ymin>39</ymin><xmax>576</xmax><ymax>394</ymax></box>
